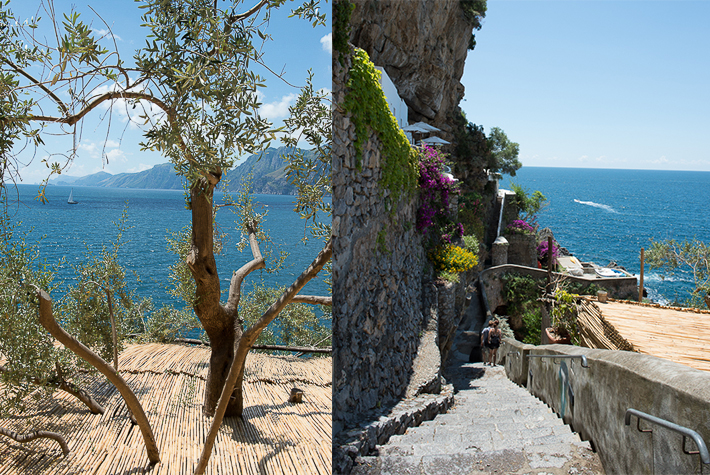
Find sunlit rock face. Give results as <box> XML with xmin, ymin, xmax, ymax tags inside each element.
<box><xmin>350</xmin><ymin>0</ymin><xmax>476</xmax><ymax>140</ymax></box>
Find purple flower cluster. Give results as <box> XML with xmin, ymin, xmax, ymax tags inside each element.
<box><xmin>537</xmin><ymin>240</ymin><xmax>560</xmax><ymax>265</ymax></box>
<box><xmin>416</xmin><ymin>145</ymin><xmax>460</xmax><ymax>234</ymax></box>
<box><xmin>506</xmin><ymin>219</ymin><xmax>535</xmax><ymax>235</ymax></box>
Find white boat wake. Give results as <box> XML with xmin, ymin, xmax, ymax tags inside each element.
<box><xmin>573</xmin><ymin>199</ymin><xmax>618</xmax><ymax>213</ymax></box>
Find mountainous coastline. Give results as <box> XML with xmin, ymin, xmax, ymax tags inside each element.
<box><xmin>51</xmin><ymin>147</ymin><xmax>315</xmax><ymax>195</ymax></box>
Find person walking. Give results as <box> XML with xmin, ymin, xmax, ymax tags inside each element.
<box><xmin>480</xmin><ymin>320</ymin><xmax>492</xmax><ymax>365</ymax></box>
<box><xmin>487</xmin><ymin>320</ymin><xmax>502</xmax><ymax>366</ymax></box>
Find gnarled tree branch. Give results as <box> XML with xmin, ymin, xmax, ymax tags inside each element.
<box><xmin>0</xmin><ymin>427</ymin><xmax>69</xmax><ymax>456</ymax></box>
<box><xmin>34</xmin><ymin>287</ymin><xmax>160</xmax><ymax>464</ymax></box>
<box><xmin>1</xmin><ymin>58</ymin><xmax>69</xmax><ymax>115</ymax></box>
<box><xmin>224</xmin><ymin>228</ymin><xmax>265</xmax><ymax>314</ymax></box>
<box><xmin>0</xmin><ymin>364</ymin><xmax>104</xmax><ymax>415</ymax></box>
<box><xmin>290</xmin><ymin>295</ymin><xmax>331</xmax><ymax>306</ymax></box>
<box><xmin>228</xmin><ymin>0</ymin><xmax>269</xmax><ymax>23</ymax></box>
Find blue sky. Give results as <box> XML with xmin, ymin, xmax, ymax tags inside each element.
<box><xmin>460</xmin><ymin>1</ymin><xmax>710</xmax><ymax>172</ymax></box>
<box><xmin>11</xmin><ymin>0</ymin><xmax>331</xmax><ymax>183</ymax></box>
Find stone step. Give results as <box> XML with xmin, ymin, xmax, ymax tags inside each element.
<box><xmin>417</xmin><ymin>412</ymin><xmax>562</xmax><ymax>429</ymax></box>
<box><xmin>354</xmin><ymin>359</ymin><xmax>605</xmax><ymax>474</ymax></box>
<box><xmin>385</xmin><ymin>421</ymin><xmax>573</xmax><ymax>449</ymax></box>
<box><xmin>381</xmin><ymin>431</ymin><xmax>586</xmax><ymax>456</ymax></box>
<box><xmin>447</xmin><ymin>404</ymin><xmax>556</xmax><ymax>416</ymax></box>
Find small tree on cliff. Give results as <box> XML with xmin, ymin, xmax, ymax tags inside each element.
<box><xmin>452</xmin><ymin>111</ymin><xmax>521</xmax><ymax>181</ymax></box>
<box><xmin>647</xmin><ymin>238</ymin><xmax>710</xmax><ymax>309</ymax></box>
<box><xmin>0</xmin><ymin>0</ymin><xmax>330</xmax><ymax>429</ymax></box>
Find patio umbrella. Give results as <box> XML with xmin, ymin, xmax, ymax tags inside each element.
<box><xmin>402</xmin><ymin>124</ymin><xmax>429</xmax><ymax>133</ymax></box>
<box><xmin>402</xmin><ymin>121</ymin><xmax>441</xmax><ymax>133</ymax></box>
<box><xmin>420</xmin><ymin>136</ymin><xmax>450</xmax><ymax>145</ymax></box>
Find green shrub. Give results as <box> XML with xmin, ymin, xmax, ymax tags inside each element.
<box><xmin>502</xmin><ymin>273</ymin><xmax>543</xmax><ymax>344</ymax></box>
<box><xmin>462</xmin><ymin>235</ymin><xmax>479</xmax><ymax>253</ymax></box>
<box><xmin>521</xmin><ymin>307</ymin><xmax>542</xmax><ymax>345</ymax></box>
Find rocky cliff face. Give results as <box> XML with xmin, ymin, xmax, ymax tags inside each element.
<box><xmin>350</xmin><ymin>0</ymin><xmax>475</xmax><ymax>140</ymax></box>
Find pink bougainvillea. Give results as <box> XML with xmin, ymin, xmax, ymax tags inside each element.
<box><xmin>416</xmin><ymin>145</ymin><xmax>462</xmax><ymax>243</ymax></box>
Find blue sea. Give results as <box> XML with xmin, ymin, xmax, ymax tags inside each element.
<box><xmin>8</xmin><ymin>184</ymin><xmax>330</xmax><ymax>334</ymax></box>
<box><xmin>502</xmin><ymin>167</ymin><xmax>710</xmax><ymax>305</ymax></box>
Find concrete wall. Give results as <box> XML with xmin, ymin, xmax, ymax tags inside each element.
<box><xmin>500</xmin><ymin>338</ymin><xmax>710</xmax><ymax>475</ymax></box>
<box><xmin>480</xmin><ymin>264</ymin><xmax>638</xmax><ymax>312</ymax></box>
<box><xmin>375</xmin><ymin>66</ymin><xmax>409</xmax><ymax>136</ymax></box>
<box><xmin>505</xmin><ymin>234</ymin><xmax>538</xmax><ymax>268</ymax></box>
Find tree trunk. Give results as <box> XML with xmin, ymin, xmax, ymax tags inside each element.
<box><xmin>187</xmin><ymin>173</ymin><xmax>256</xmax><ymax>417</ymax></box>
<box><xmin>224</xmin><ymin>350</ymin><xmax>246</xmax><ymax>417</ymax></box>
<box><xmin>202</xmin><ymin>323</ymin><xmax>239</xmax><ymax>416</ymax></box>
<box><xmin>194</xmin><ymin>239</ymin><xmax>332</xmax><ymax>475</ymax></box>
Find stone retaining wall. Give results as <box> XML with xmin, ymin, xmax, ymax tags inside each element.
<box><xmin>505</xmin><ymin>233</ymin><xmax>538</xmax><ymax>268</ymax></box>
<box><xmin>333</xmin><ymin>384</ymin><xmax>455</xmax><ymax>474</ymax></box>
<box><xmin>333</xmin><ymin>47</ymin><xmax>426</xmax><ymax>432</ymax></box>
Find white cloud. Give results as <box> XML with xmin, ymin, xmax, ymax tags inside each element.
<box><xmin>94</xmin><ymin>28</ymin><xmax>122</xmax><ymax>41</ymax></box>
<box><xmin>127</xmin><ymin>164</ymin><xmax>152</xmax><ymax>173</ymax></box>
<box><xmin>320</xmin><ymin>33</ymin><xmax>332</xmax><ymax>55</ymax></box>
<box><xmin>79</xmin><ymin>142</ymin><xmax>98</xmax><ymax>155</ymax></box>
<box><xmin>105</xmin><ymin>139</ymin><xmax>120</xmax><ymax>148</ymax></box>
<box><xmin>259</xmin><ymin>93</ymin><xmax>297</xmax><ymax>120</ymax></box>
<box><xmin>104</xmin><ymin>148</ymin><xmax>127</xmax><ymax>164</ymax></box>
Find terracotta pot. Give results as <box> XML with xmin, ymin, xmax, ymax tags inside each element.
<box><xmin>545</xmin><ymin>327</ymin><xmax>571</xmax><ymax>345</ymax></box>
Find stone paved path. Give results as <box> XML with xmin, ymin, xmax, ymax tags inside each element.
<box><xmin>352</xmin><ymin>361</ymin><xmax>605</xmax><ymax>475</ymax></box>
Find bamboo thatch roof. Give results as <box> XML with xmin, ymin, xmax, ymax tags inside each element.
<box><xmin>584</xmin><ymin>298</ymin><xmax>710</xmax><ymax>372</ymax></box>
<box><xmin>0</xmin><ymin>343</ymin><xmax>331</xmax><ymax>474</ymax></box>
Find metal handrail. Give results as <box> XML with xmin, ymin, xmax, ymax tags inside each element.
<box><xmin>625</xmin><ymin>408</ymin><xmax>710</xmax><ymax>464</ymax></box>
<box><xmin>526</xmin><ymin>354</ymin><xmax>589</xmax><ymax>368</ymax></box>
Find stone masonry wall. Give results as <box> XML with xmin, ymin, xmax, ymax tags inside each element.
<box><xmin>333</xmin><ymin>48</ymin><xmax>426</xmax><ymax>433</ymax></box>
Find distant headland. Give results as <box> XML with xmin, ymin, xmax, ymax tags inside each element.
<box><xmin>49</xmin><ymin>146</ymin><xmax>315</xmax><ymax>195</ymax></box>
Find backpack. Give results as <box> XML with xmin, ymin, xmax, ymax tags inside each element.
<box><xmin>480</xmin><ymin>327</ymin><xmax>490</xmax><ymax>346</ymax></box>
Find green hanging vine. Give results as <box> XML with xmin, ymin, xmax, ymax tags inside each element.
<box><xmin>342</xmin><ymin>48</ymin><xmax>419</xmax><ymax>209</ymax></box>
<box><xmin>333</xmin><ymin>0</ymin><xmax>354</xmax><ymax>64</ymax></box>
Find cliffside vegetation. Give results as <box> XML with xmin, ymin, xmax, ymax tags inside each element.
<box><xmin>416</xmin><ymin>145</ymin><xmax>478</xmax><ymax>282</ymax></box>
<box><xmin>452</xmin><ymin>110</ymin><xmax>522</xmax><ymax>182</ymax></box>
<box><xmin>343</xmin><ymin>48</ymin><xmax>418</xmax><ymax>209</ymax></box>
<box><xmin>647</xmin><ymin>238</ymin><xmax>710</xmax><ymax>309</ymax></box>
<box><xmin>460</xmin><ymin>0</ymin><xmax>487</xmax><ymax>51</ymax></box>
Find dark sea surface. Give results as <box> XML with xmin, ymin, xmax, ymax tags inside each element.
<box><xmin>9</xmin><ymin>184</ymin><xmax>330</xmax><ymax>335</ymax></box>
<box><xmin>502</xmin><ymin>167</ymin><xmax>710</xmax><ymax>305</ymax></box>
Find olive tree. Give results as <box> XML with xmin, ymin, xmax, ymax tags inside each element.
<box><xmin>647</xmin><ymin>238</ymin><xmax>710</xmax><ymax>309</ymax></box>
<box><xmin>0</xmin><ymin>213</ymin><xmax>149</xmax><ymax>456</ymax></box>
<box><xmin>1</xmin><ymin>0</ymin><xmax>330</xmax><ymax>434</ymax></box>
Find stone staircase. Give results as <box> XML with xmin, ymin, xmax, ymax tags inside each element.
<box><xmin>352</xmin><ymin>363</ymin><xmax>603</xmax><ymax>474</ymax></box>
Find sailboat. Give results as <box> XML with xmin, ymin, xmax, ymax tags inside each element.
<box><xmin>67</xmin><ymin>189</ymin><xmax>78</xmax><ymax>205</ymax></box>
